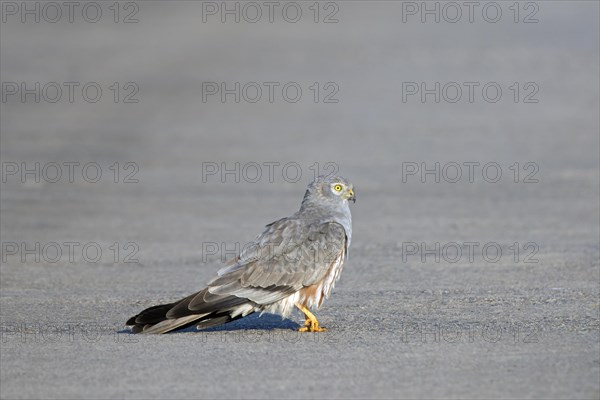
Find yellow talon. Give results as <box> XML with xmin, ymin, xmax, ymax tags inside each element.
<box><xmin>295</xmin><ymin>303</ymin><xmax>327</xmax><ymax>332</ymax></box>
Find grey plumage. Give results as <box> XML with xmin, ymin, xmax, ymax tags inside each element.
<box><xmin>126</xmin><ymin>175</ymin><xmax>355</xmax><ymax>334</ymax></box>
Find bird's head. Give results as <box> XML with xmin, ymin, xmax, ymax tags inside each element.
<box><xmin>302</xmin><ymin>175</ymin><xmax>356</xmax><ymax>209</ymax></box>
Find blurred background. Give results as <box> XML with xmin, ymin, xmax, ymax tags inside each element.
<box><xmin>1</xmin><ymin>1</ymin><xmax>599</xmax><ymax>399</ymax></box>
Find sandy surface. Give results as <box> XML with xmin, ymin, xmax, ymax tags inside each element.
<box><xmin>1</xmin><ymin>1</ymin><xmax>599</xmax><ymax>399</ymax></box>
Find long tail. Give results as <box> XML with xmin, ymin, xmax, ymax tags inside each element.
<box><xmin>126</xmin><ymin>289</ymin><xmax>255</xmax><ymax>334</ymax></box>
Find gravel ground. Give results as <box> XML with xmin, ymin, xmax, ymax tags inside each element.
<box><xmin>1</xmin><ymin>2</ymin><xmax>598</xmax><ymax>399</ymax></box>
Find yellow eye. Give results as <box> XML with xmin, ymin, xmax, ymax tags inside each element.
<box><xmin>334</xmin><ymin>184</ymin><xmax>342</xmax><ymax>192</ymax></box>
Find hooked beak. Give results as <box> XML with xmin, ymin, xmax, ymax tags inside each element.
<box><xmin>346</xmin><ymin>188</ymin><xmax>356</xmax><ymax>203</ymax></box>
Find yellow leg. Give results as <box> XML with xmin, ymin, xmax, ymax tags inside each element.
<box><xmin>295</xmin><ymin>303</ymin><xmax>327</xmax><ymax>332</ymax></box>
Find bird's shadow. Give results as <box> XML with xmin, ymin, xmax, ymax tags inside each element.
<box><xmin>190</xmin><ymin>314</ymin><xmax>300</xmax><ymax>333</ymax></box>
<box><xmin>118</xmin><ymin>313</ymin><xmax>300</xmax><ymax>334</ymax></box>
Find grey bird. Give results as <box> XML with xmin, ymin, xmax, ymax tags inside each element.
<box><xmin>126</xmin><ymin>175</ymin><xmax>355</xmax><ymax>334</ymax></box>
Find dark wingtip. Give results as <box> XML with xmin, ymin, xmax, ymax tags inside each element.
<box><xmin>131</xmin><ymin>325</ymin><xmax>143</xmax><ymax>334</ymax></box>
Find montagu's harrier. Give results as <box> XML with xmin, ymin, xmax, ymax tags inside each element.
<box><xmin>126</xmin><ymin>175</ymin><xmax>355</xmax><ymax>334</ymax></box>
